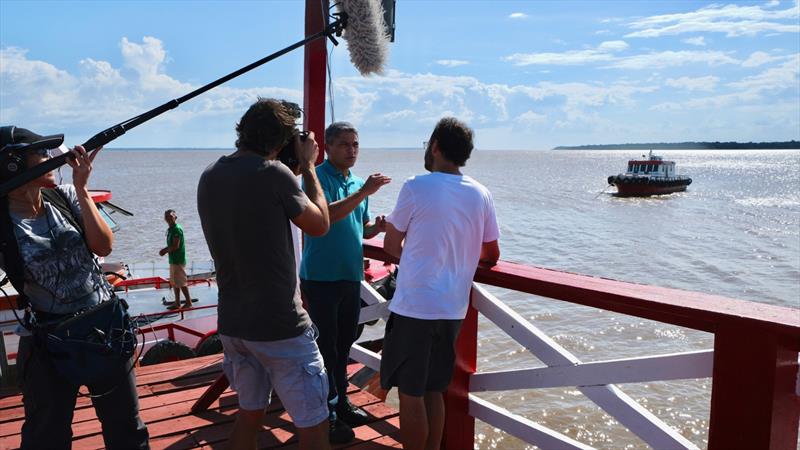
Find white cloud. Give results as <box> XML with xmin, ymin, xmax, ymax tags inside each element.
<box><xmin>682</xmin><ymin>36</ymin><xmax>707</xmax><ymax>46</ymax></box>
<box><xmin>665</xmin><ymin>76</ymin><xmax>720</xmax><ymax>91</ymax></box>
<box><xmin>504</xmin><ymin>42</ymin><xmax>740</xmax><ymax>71</ymax></box>
<box><xmin>0</xmin><ymin>47</ymin><xmax>81</xmax><ymax>124</ymax></box>
<box><xmin>516</xmin><ymin>110</ymin><xmax>547</xmax><ymax>125</ymax></box>
<box><xmin>0</xmin><ymin>40</ymin><xmax>302</xmax><ymax>141</ymax></box>
<box><xmin>120</xmin><ymin>36</ymin><xmax>192</xmax><ymax>94</ymax></box>
<box><xmin>509</xmin><ymin>12</ymin><xmax>528</xmax><ymax>20</ymax></box>
<box><xmin>728</xmin><ymin>54</ymin><xmax>800</xmax><ymax>91</ymax></box>
<box><xmin>79</xmin><ymin>59</ymin><xmax>126</xmax><ymax>87</ymax></box>
<box><xmin>741</xmin><ymin>51</ymin><xmax>783</xmax><ymax>67</ymax></box>
<box><xmin>625</xmin><ymin>2</ymin><xmax>800</xmax><ymax>38</ymax></box>
<box><xmin>436</xmin><ymin>59</ymin><xmax>469</xmax><ymax>67</ymax></box>
<box><xmin>504</xmin><ymin>50</ymin><xmax>614</xmax><ymax>66</ymax></box>
<box><xmin>333</xmin><ymin>70</ymin><xmax>659</xmax><ymax>136</ymax></box>
<box><xmin>382</xmin><ymin>110</ymin><xmax>417</xmax><ymax>121</ymax></box>
<box><xmin>504</xmin><ymin>41</ymin><xmax>628</xmax><ymax>66</ymax></box>
<box><xmin>605</xmin><ymin>51</ymin><xmax>740</xmax><ymax>70</ymax></box>
<box><xmin>649</xmin><ymin>101</ymin><xmax>683</xmax><ymax>112</ymax></box>
<box><xmin>765</xmin><ymin>0</ymin><xmax>781</xmax><ymax>7</ymax></box>
<box><xmin>597</xmin><ymin>40</ymin><xmax>629</xmax><ymax>52</ymax></box>
<box><xmin>651</xmin><ymin>55</ymin><xmax>799</xmax><ymax>111</ymax></box>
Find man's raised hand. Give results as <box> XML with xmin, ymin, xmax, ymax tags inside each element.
<box><xmin>362</xmin><ymin>173</ymin><xmax>391</xmax><ymax>196</ymax></box>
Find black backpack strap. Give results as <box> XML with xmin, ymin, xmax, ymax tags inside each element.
<box><xmin>0</xmin><ymin>196</ymin><xmax>30</xmax><ymax>309</ymax></box>
<box><xmin>41</xmin><ymin>187</ymin><xmax>83</xmax><ymax>236</ymax></box>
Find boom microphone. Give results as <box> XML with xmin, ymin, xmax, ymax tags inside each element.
<box><xmin>0</xmin><ymin>15</ymin><xmax>348</xmax><ymax>196</ymax></box>
<box><xmin>0</xmin><ymin>1</ymin><xmax>392</xmax><ymax>196</ymax></box>
<box><xmin>337</xmin><ymin>0</ymin><xmax>390</xmax><ymax>75</ymax></box>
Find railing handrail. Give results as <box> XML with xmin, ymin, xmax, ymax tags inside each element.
<box><xmin>362</xmin><ymin>239</ymin><xmax>800</xmax><ymax>450</ymax></box>
<box><xmin>364</xmin><ymin>240</ymin><xmax>800</xmax><ymax>340</ymax></box>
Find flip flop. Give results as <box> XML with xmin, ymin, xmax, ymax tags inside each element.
<box><xmin>162</xmin><ymin>297</ymin><xmax>200</xmax><ymax>306</ymax></box>
<box><xmin>161</xmin><ymin>297</ymin><xmax>199</xmax><ymax>306</ymax></box>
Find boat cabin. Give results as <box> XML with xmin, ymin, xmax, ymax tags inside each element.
<box><xmin>626</xmin><ymin>154</ymin><xmax>676</xmax><ymax>177</ymax></box>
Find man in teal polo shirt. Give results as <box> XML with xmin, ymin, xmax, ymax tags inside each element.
<box><xmin>300</xmin><ymin>122</ymin><xmax>390</xmax><ymax>443</ymax></box>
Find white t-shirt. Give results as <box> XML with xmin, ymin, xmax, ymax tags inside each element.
<box><xmin>386</xmin><ymin>172</ymin><xmax>499</xmax><ymax>320</ymax></box>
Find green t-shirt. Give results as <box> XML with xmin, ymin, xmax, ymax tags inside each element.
<box><xmin>166</xmin><ymin>223</ymin><xmax>186</xmax><ymax>265</ymax></box>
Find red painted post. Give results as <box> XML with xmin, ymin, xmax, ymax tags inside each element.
<box><xmin>304</xmin><ymin>0</ymin><xmax>328</xmax><ymax>164</ymax></box>
<box><xmin>708</xmin><ymin>325</ymin><xmax>800</xmax><ymax>449</ymax></box>
<box><xmin>442</xmin><ymin>293</ymin><xmax>478</xmax><ymax>449</ymax></box>
<box><xmin>190</xmin><ymin>374</ymin><xmax>231</xmax><ymax>413</ymax></box>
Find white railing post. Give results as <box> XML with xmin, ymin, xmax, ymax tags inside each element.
<box><xmin>470</xmin><ymin>283</ymin><xmax>699</xmax><ymax>450</ymax></box>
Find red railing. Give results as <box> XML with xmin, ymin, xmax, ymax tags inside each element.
<box><xmin>363</xmin><ymin>242</ymin><xmax>800</xmax><ymax>450</ymax></box>
<box><xmin>117</xmin><ymin>276</ymin><xmax>213</xmax><ymax>292</ymax></box>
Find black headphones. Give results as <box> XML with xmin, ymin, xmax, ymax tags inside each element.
<box><xmin>0</xmin><ymin>126</ymin><xmax>27</xmax><ymax>181</ymax></box>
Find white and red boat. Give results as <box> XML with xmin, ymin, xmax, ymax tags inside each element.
<box><xmin>607</xmin><ymin>151</ymin><xmax>692</xmax><ymax>196</ymax></box>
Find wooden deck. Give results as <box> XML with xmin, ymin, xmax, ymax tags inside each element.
<box><xmin>0</xmin><ymin>355</ymin><xmax>401</xmax><ymax>449</ymax></box>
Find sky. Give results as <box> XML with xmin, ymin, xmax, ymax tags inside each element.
<box><xmin>1</xmin><ymin>0</ymin><xmax>798</xmax><ymax>150</ymax></box>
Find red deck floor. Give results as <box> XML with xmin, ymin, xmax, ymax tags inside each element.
<box><xmin>0</xmin><ymin>355</ymin><xmax>401</xmax><ymax>449</ymax></box>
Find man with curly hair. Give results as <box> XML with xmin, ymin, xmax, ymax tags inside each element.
<box><xmin>197</xmin><ymin>98</ymin><xmax>331</xmax><ymax>450</ymax></box>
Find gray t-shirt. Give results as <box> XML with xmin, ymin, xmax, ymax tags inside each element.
<box><xmin>0</xmin><ymin>185</ymin><xmax>110</xmax><ymax>315</ymax></box>
<box><xmin>197</xmin><ymin>154</ymin><xmax>311</xmax><ymax>341</ymax></box>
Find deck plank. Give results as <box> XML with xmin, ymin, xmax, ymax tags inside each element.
<box><xmin>0</xmin><ymin>354</ymin><xmax>399</xmax><ymax>450</ymax></box>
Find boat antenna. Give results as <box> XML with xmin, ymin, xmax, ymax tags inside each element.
<box><xmin>0</xmin><ymin>13</ymin><xmax>347</xmax><ymax>196</ymax></box>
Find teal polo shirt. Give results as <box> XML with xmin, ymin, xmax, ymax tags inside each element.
<box><xmin>300</xmin><ymin>160</ymin><xmax>370</xmax><ymax>282</ymax></box>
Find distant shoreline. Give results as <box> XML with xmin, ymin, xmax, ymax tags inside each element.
<box><xmin>554</xmin><ymin>141</ymin><xmax>799</xmax><ymax>150</ymax></box>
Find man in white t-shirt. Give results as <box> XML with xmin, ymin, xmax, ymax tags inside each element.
<box><xmin>381</xmin><ymin>117</ymin><xmax>500</xmax><ymax>450</ymax></box>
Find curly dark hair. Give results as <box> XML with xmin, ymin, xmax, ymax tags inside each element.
<box><xmin>429</xmin><ymin>117</ymin><xmax>474</xmax><ymax>167</ymax></box>
<box><xmin>235</xmin><ymin>98</ymin><xmax>297</xmax><ymax>155</ymax></box>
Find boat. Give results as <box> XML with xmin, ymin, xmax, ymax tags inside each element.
<box><xmin>607</xmin><ymin>150</ymin><xmax>692</xmax><ymax>196</ymax></box>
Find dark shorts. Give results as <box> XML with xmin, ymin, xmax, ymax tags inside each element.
<box><xmin>380</xmin><ymin>313</ymin><xmax>462</xmax><ymax>397</ymax></box>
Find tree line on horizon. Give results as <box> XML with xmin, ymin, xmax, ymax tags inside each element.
<box><xmin>553</xmin><ymin>140</ymin><xmax>800</xmax><ymax>150</ymax></box>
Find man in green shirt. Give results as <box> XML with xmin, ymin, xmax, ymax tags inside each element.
<box><xmin>159</xmin><ymin>209</ymin><xmax>192</xmax><ymax>309</ymax></box>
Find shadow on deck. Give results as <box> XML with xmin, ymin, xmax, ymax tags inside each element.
<box><xmin>0</xmin><ymin>355</ymin><xmax>400</xmax><ymax>449</ymax></box>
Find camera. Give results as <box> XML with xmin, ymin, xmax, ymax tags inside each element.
<box><xmin>276</xmin><ymin>101</ymin><xmax>308</xmax><ymax>173</ymax></box>
<box><xmin>278</xmin><ymin>130</ymin><xmax>309</xmax><ymax>173</ymax></box>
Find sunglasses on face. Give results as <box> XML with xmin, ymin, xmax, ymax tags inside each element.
<box><xmin>32</xmin><ymin>148</ymin><xmax>52</xmax><ymax>158</ymax></box>
<box><xmin>32</xmin><ymin>144</ymin><xmax>69</xmax><ymax>159</ymax></box>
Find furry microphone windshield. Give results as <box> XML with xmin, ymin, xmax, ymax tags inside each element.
<box><xmin>337</xmin><ymin>0</ymin><xmax>390</xmax><ymax>75</ymax></box>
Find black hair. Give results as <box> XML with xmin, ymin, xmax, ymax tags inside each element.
<box><xmin>429</xmin><ymin>117</ymin><xmax>474</xmax><ymax>167</ymax></box>
<box><xmin>325</xmin><ymin>121</ymin><xmax>358</xmax><ymax>145</ymax></box>
<box><xmin>235</xmin><ymin>98</ymin><xmax>297</xmax><ymax>155</ymax></box>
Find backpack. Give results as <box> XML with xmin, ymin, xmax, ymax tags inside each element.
<box><xmin>0</xmin><ymin>188</ymin><xmax>83</xmax><ymax>310</ymax></box>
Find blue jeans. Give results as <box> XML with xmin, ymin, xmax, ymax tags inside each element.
<box><xmin>300</xmin><ymin>279</ymin><xmax>361</xmax><ymax>412</ymax></box>
<box><xmin>17</xmin><ymin>336</ymin><xmax>149</xmax><ymax>449</ymax></box>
